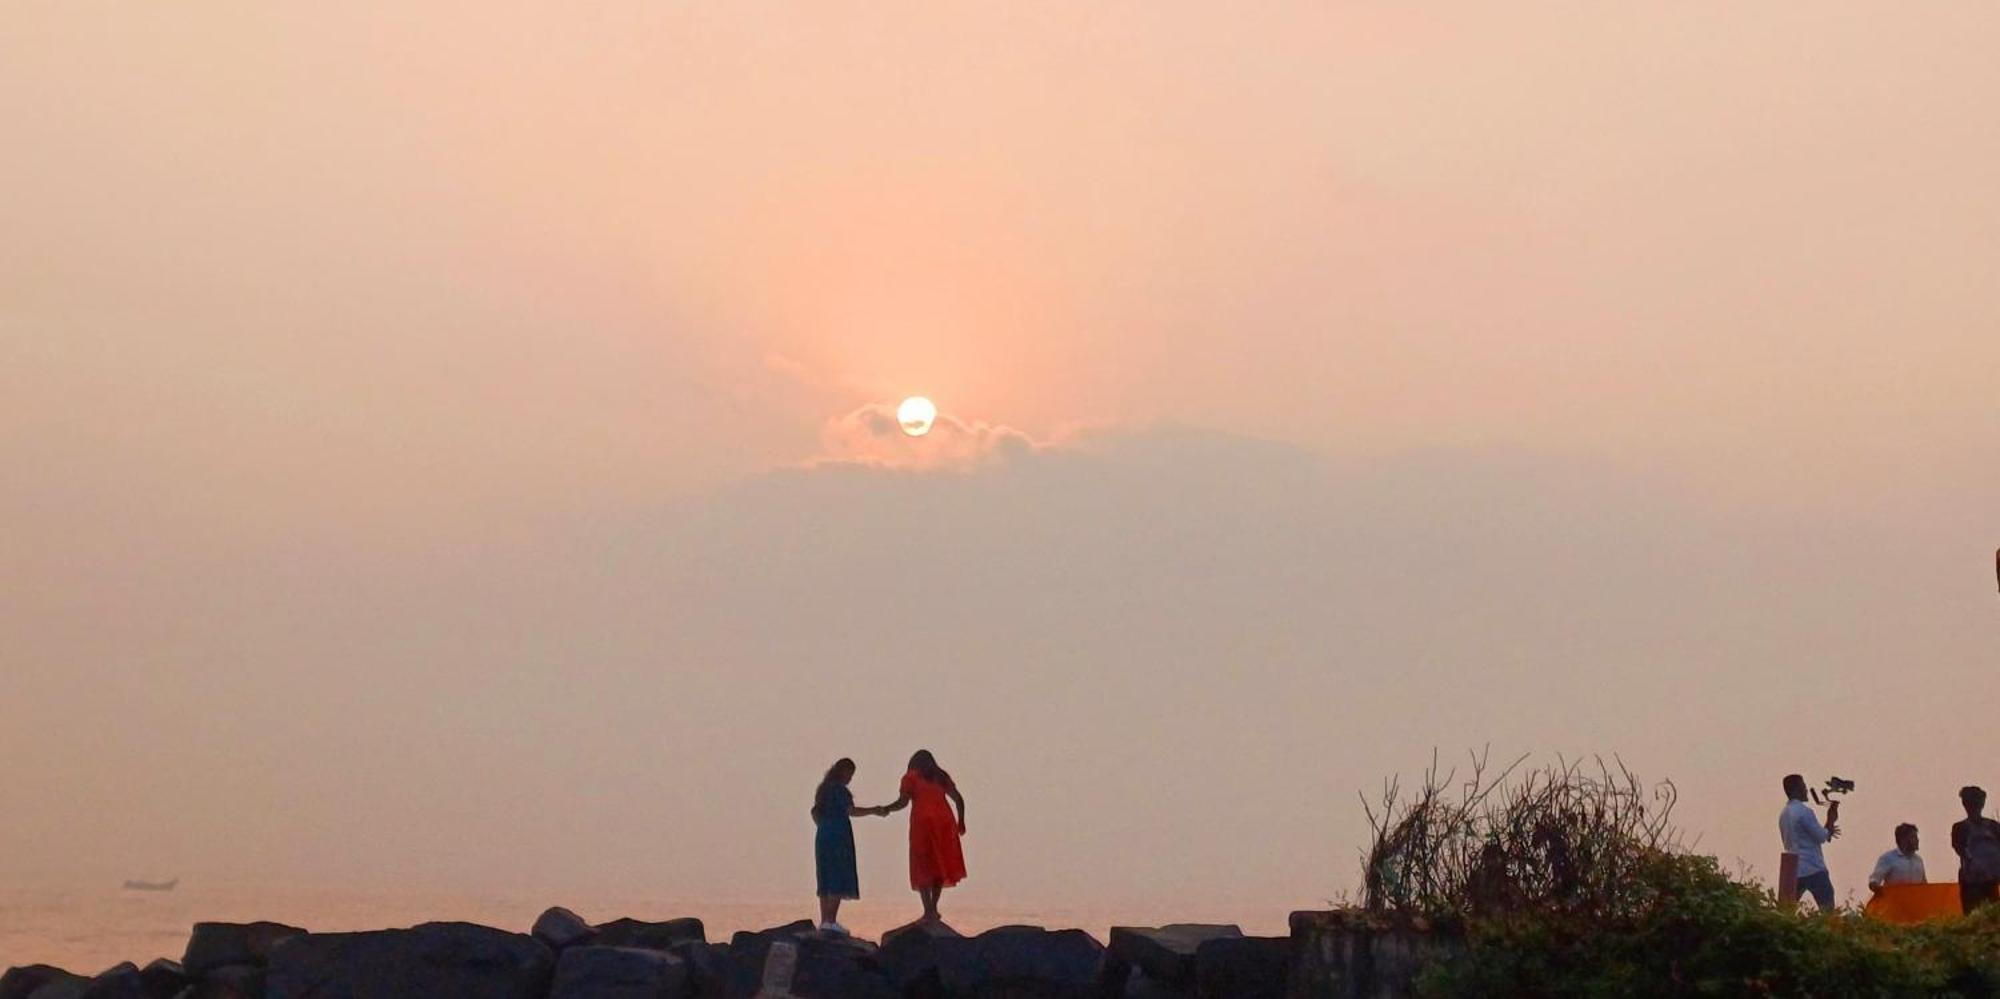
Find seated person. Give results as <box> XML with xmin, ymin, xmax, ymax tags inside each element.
<box><xmin>1869</xmin><ymin>823</ymin><xmax>1927</xmax><ymax>892</ymax></box>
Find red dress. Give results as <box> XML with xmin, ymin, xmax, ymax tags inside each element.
<box><xmin>902</xmin><ymin>769</ymin><xmax>967</xmax><ymax>889</ymax></box>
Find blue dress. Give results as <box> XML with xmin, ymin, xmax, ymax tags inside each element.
<box><xmin>815</xmin><ymin>783</ymin><xmax>860</xmax><ymax>899</ymax></box>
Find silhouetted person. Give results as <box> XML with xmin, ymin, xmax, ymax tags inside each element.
<box><xmin>1780</xmin><ymin>774</ymin><xmax>1839</xmax><ymax>911</ymax></box>
<box><xmin>811</xmin><ymin>757</ymin><xmax>894</xmax><ymax>935</ymax></box>
<box><xmin>1868</xmin><ymin>823</ymin><xmax>1927</xmax><ymax>893</ymax></box>
<box><xmin>881</xmin><ymin>750</ymin><xmax>968</xmax><ymax>924</ymax></box>
<box><xmin>1952</xmin><ymin>786</ymin><xmax>2000</xmax><ymax>913</ymax></box>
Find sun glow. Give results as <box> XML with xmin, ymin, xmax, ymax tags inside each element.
<box><xmin>896</xmin><ymin>396</ymin><xmax>937</xmax><ymax>437</ymax></box>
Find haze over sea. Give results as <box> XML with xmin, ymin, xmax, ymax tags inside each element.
<box><xmin>4</xmin><ymin>4</ymin><xmax>1997</xmax><ymax>976</ymax></box>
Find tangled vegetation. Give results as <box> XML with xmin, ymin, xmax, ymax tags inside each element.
<box><xmin>1362</xmin><ymin>750</ymin><xmax>1682</xmax><ymax>921</ymax></box>
<box><xmin>1361</xmin><ymin>751</ymin><xmax>2000</xmax><ymax>997</ymax></box>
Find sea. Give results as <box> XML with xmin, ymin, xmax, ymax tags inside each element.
<box><xmin>0</xmin><ymin>883</ymin><xmax>1290</xmax><ymax>973</ymax></box>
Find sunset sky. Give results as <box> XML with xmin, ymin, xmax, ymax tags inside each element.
<box><xmin>3</xmin><ymin>4</ymin><xmax>1996</xmax><ymax>916</ymax></box>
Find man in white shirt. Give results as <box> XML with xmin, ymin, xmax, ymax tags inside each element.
<box><xmin>1868</xmin><ymin>823</ymin><xmax>1927</xmax><ymax>893</ymax></box>
<box><xmin>1780</xmin><ymin>773</ymin><xmax>1840</xmax><ymax>910</ymax></box>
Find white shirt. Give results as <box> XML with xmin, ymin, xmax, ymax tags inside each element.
<box><xmin>1780</xmin><ymin>799</ymin><xmax>1832</xmax><ymax>877</ymax></box>
<box><xmin>1870</xmin><ymin>848</ymin><xmax>1927</xmax><ymax>888</ymax></box>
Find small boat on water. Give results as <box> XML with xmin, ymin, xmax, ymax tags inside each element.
<box><xmin>122</xmin><ymin>878</ymin><xmax>178</xmax><ymax>892</ymax></box>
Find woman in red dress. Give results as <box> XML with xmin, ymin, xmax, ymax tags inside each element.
<box><xmin>883</xmin><ymin>749</ymin><xmax>967</xmax><ymax>922</ymax></box>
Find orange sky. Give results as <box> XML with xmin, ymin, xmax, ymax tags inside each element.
<box><xmin>2</xmin><ymin>4</ymin><xmax>1996</xmax><ymax>915</ymax></box>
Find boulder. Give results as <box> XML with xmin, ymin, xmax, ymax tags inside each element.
<box><xmin>930</xmin><ymin>926</ymin><xmax>1108</xmax><ymax>998</ymax></box>
<box><xmin>183</xmin><ymin>923</ymin><xmax>307</xmax><ymax>976</ymax></box>
<box><xmin>592</xmin><ymin>918</ymin><xmax>706</xmax><ymax>952</ymax></box>
<box><xmin>265</xmin><ymin>921</ymin><xmax>552</xmax><ymax>999</ymax></box>
<box><xmin>1192</xmin><ymin>937</ymin><xmax>1288</xmax><ymax>999</ymax></box>
<box><xmin>1286</xmin><ymin>910</ymin><xmax>1462</xmax><ymax>999</ymax></box>
<box><xmin>725</xmin><ymin>927</ymin><xmax>892</xmax><ymax>999</ymax></box>
<box><xmin>1107</xmin><ymin>925</ymin><xmax>1241</xmax><ymax>988</ymax></box>
<box><xmin>28</xmin><ymin>982</ymin><xmax>90</xmax><ymax>999</ymax></box>
<box><xmin>1120</xmin><ymin>974</ymin><xmax>1184</xmax><ymax>999</ymax></box>
<box><xmin>173</xmin><ymin>964</ymin><xmax>265</xmax><ymax>999</ymax></box>
<box><xmin>549</xmin><ymin>946</ymin><xmax>688</xmax><ymax>999</ymax></box>
<box><xmin>879</xmin><ymin>919</ymin><xmax>962</xmax><ymax>951</ymax></box>
<box><xmin>532</xmin><ymin>907</ymin><xmax>598</xmax><ymax>951</ymax></box>
<box><xmin>25</xmin><ymin>973</ymin><xmax>91</xmax><ymax>999</ymax></box>
<box><xmin>137</xmin><ymin>960</ymin><xmax>188</xmax><ymax>999</ymax></box>
<box><xmin>724</xmin><ymin>920</ymin><xmax>812</xmax><ymax>951</ymax></box>
<box><xmin>0</xmin><ymin>966</ymin><xmax>84</xmax><ymax>999</ymax></box>
<box><xmin>77</xmin><ymin>963</ymin><xmax>149</xmax><ymax>999</ymax></box>
<box><xmin>665</xmin><ymin>942</ymin><xmax>730</xmax><ymax>999</ymax></box>
<box><xmin>876</xmin><ymin>920</ymin><xmax>963</xmax><ymax>996</ymax></box>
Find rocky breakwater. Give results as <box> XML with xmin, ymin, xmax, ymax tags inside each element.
<box><xmin>2</xmin><ymin>907</ymin><xmax>1453</xmax><ymax>997</ymax></box>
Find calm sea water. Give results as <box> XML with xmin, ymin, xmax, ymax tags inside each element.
<box><xmin>0</xmin><ymin>884</ymin><xmax>1287</xmax><ymax>973</ymax></box>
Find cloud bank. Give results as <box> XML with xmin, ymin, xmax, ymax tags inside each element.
<box><xmin>812</xmin><ymin>401</ymin><xmax>1047</xmax><ymax>470</ymax></box>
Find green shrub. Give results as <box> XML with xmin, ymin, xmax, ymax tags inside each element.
<box><xmin>1417</xmin><ymin>851</ymin><xmax>2000</xmax><ymax>997</ymax></box>
<box><xmin>1361</xmin><ymin>754</ymin><xmax>2000</xmax><ymax>996</ymax></box>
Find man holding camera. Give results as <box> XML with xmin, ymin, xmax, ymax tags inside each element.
<box><xmin>1781</xmin><ymin>774</ymin><xmax>1840</xmax><ymax>910</ymax></box>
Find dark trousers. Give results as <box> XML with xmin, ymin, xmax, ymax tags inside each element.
<box><xmin>1797</xmin><ymin>871</ymin><xmax>1835</xmax><ymax>910</ymax></box>
<box><xmin>1961</xmin><ymin>880</ymin><xmax>1999</xmax><ymax>913</ymax></box>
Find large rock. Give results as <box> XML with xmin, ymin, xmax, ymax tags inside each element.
<box><xmin>1192</xmin><ymin>937</ymin><xmax>1288</xmax><ymax>999</ymax></box>
<box><xmin>183</xmin><ymin>924</ymin><xmax>308</xmax><ymax>976</ymax></box>
<box><xmin>725</xmin><ymin>926</ymin><xmax>892</xmax><ymax>999</ymax></box>
<box><xmin>724</xmin><ymin>921</ymin><xmax>812</xmax><ymax>951</ymax></box>
<box><xmin>549</xmin><ymin>946</ymin><xmax>688</xmax><ymax>999</ymax></box>
<box><xmin>1286</xmin><ymin>910</ymin><xmax>1462</xmax><ymax>999</ymax></box>
<box><xmin>665</xmin><ymin>942</ymin><xmax>730</xmax><ymax>999</ymax></box>
<box><xmin>28</xmin><ymin>981</ymin><xmax>90</xmax><ymax>999</ymax></box>
<box><xmin>137</xmin><ymin>960</ymin><xmax>188</xmax><ymax>999</ymax></box>
<box><xmin>0</xmin><ymin>966</ymin><xmax>84</xmax><ymax>999</ymax></box>
<box><xmin>532</xmin><ymin>908</ymin><xmax>598</xmax><ymax>952</ymax></box>
<box><xmin>77</xmin><ymin>963</ymin><xmax>149</xmax><ymax>999</ymax></box>
<box><xmin>880</xmin><ymin>919</ymin><xmax>963</xmax><ymax>951</ymax></box>
<box><xmin>265</xmin><ymin>921</ymin><xmax>553</xmax><ymax>999</ymax></box>
<box><xmin>930</xmin><ymin>926</ymin><xmax>1108</xmax><ymax>998</ymax></box>
<box><xmin>1119</xmin><ymin>975</ymin><xmax>1183</xmax><ymax>999</ymax></box>
<box><xmin>174</xmin><ymin>964</ymin><xmax>265</xmax><ymax>999</ymax></box>
<box><xmin>876</xmin><ymin>920</ymin><xmax>963</xmax><ymax>996</ymax></box>
<box><xmin>1107</xmin><ymin>925</ymin><xmax>1241</xmax><ymax>988</ymax></box>
<box><xmin>592</xmin><ymin>918</ymin><xmax>706</xmax><ymax>952</ymax></box>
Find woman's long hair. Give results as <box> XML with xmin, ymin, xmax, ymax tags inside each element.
<box><xmin>812</xmin><ymin>758</ymin><xmax>856</xmax><ymax>822</ymax></box>
<box><xmin>907</xmin><ymin>750</ymin><xmax>953</xmax><ymax>791</ymax></box>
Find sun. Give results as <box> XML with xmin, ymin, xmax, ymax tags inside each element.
<box><xmin>896</xmin><ymin>396</ymin><xmax>937</xmax><ymax>437</ymax></box>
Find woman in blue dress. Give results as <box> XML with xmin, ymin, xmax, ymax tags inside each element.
<box><xmin>813</xmin><ymin>757</ymin><xmax>892</xmax><ymax>934</ymax></box>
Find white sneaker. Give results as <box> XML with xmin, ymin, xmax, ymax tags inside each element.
<box><xmin>819</xmin><ymin>921</ymin><xmax>848</xmax><ymax>936</ymax></box>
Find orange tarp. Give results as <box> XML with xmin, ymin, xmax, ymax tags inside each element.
<box><xmin>1863</xmin><ymin>883</ymin><xmax>1962</xmax><ymax>924</ymax></box>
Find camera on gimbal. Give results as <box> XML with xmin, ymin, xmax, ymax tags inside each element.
<box><xmin>1810</xmin><ymin>776</ymin><xmax>1857</xmax><ymax>806</ymax></box>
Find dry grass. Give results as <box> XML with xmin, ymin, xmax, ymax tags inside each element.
<box><xmin>1361</xmin><ymin>749</ymin><xmax>1681</xmax><ymax>920</ymax></box>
